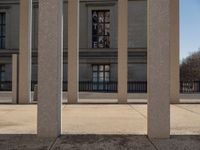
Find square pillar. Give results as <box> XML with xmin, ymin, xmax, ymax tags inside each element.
<box><xmin>12</xmin><ymin>54</ymin><xmax>18</xmax><ymax>104</ymax></box>
<box><xmin>18</xmin><ymin>0</ymin><xmax>32</xmax><ymax>104</ymax></box>
<box><xmin>37</xmin><ymin>0</ymin><xmax>63</xmax><ymax>137</ymax></box>
<box><xmin>67</xmin><ymin>0</ymin><xmax>79</xmax><ymax>104</ymax></box>
<box><xmin>170</xmin><ymin>0</ymin><xmax>180</xmax><ymax>104</ymax></box>
<box><xmin>147</xmin><ymin>0</ymin><xmax>171</xmax><ymax>138</ymax></box>
<box><xmin>118</xmin><ymin>0</ymin><xmax>128</xmax><ymax>104</ymax></box>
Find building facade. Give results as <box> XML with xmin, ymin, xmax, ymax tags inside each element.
<box><xmin>0</xmin><ymin>0</ymin><xmax>147</xmax><ymax>92</ymax></box>
<box><xmin>0</xmin><ymin>0</ymin><xmax>180</xmax><ymax>139</ymax></box>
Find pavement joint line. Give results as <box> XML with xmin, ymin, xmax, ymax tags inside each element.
<box><xmin>48</xmin><ymin>137</ymin><xmax>58</xmax><ymax>150</ymax></box>
<box><xmin>174</xmin><ymin>105</ymin><xmax>200</xmax><ymax>116</ymax></box>
<box><xmin>128</xmin><ymin>104</ymin><xmax>147</xmax><ymax>119</ymax></box>
<box><xmin>147</xmin><ymin>136</ymin><xmax>159</xmax><ymax>150</ymax></box>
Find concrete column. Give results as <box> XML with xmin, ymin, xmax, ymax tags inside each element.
<box><xmin>118</xmin><ymin>0</ymin><xmax>128</xmax><ymax>104</ymax></box>
<box><xmin>12</xmin><ymin>54</ymin><xmax>18</xmax><ymax>104</ymax></box>
<box><xmin>170</xmin><ymin>0</ymin><xmax>180</xmax><ymax>104</ymax></box>
<box><xmin>18</xmin><ymin>0</ymin><xmax>32</xmax><ymax>104</ymax></box>
<box><xmin>37</xmin><ymin>0</ymin><xmax>63</xmax><ymax>137</ymax></box>
<box><xmin>147</xmin><ymin>0</ymin><xmax>171</xmax><ymax>138</ymax></box>
<box><xmin>67</xmin><ymin>0</ymin><xmax>79</xmax><ymax>104</ymax></box>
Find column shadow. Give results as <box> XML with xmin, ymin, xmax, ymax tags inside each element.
<box><xmin>0</xmin><ymin>134</ymin><xmax>200</xmax><ymax>150</ymax></box>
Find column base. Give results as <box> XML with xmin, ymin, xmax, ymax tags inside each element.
<box><xmin>170</xmin><ymin>98</ymin><xmax>180</xmax><ymax>104</ymax></box>
<box><xmin>67</xmin><ymin>95</ymin><xmax>78</xmax><ymax>104</ymax></box>
<box><xmin>118</xmin><ymin>96</ymin><xmax>127</xmax><ymax>104</ymax></box>
<box><xmin>18</xmin><ymin>97</ymin><xmax>31</xmax><ymax>104</ymax></box>
<box><xmin>68</xmin><ymin>100</ymin><xmax>78</xmax><ymax>104</ymax></box>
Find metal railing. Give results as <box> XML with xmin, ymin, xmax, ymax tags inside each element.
<box><xmin>58</xmin><ymin>81</ymin><xmax>146</xmax><ymax>93</ymax></box>
<box><xmin>31</xmin><ymin>80</ymin><xmax>200</xmax><ymax>93</ymax></box>
<box><xmin>79</xmin><ymin>81</ymin><xmax>118</xmax><ymax>92</ymax></box>
<box><xmin>38</xmin><ymin>81</ymin><xmax>146</xmax><ymax>93</ymax></box>
<box><xmin>63</xmin><ymin>81</ymin><xmax>118</xmax><ymax>92</ymax></box>
<box><xmin>180</xmin><ymin>81</ymin><xmax>200</xmax><ymax>93</ymax></box>
<box><xmin>1</xmin><ymin>80</ymin><xmax>200</xmax><ymax>94</ymax></box>
<box><xmin>128</xmin><ymin>81</ymin><xmax>147</xmax><ymax>93</ymax></box>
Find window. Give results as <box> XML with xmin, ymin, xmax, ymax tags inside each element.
<box><xmin>92</xmin><ymin>64</ymin><xmax>110</xmax><ymax>90</ymax></box>
<box><xmin>0</xmin><ymin>13</ymin><xmax>5</xmax><ymax>49</ymax></box>
<box><xmin>92</xmin><ymin>10</ymin><xmax>110</xmax><ymax>48</ymax></box>
<box><xmin>0</xmin><ymin>64</ymin><xmax>5</xmax><ymax>89</ymax></box>
<box><xmin>0</xmin><ymin>64</ymin><xmax>5</xmax><ymax>81</ymax></box>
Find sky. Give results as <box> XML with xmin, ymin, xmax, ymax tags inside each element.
<box><xmin>180</xmin><ymin>0</ymin><xmax>200</xmax><ymax>61</ymax></box>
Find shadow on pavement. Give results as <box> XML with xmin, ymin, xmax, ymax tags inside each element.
<box><xmin>0</xmin><ymin>134</ymin><xmax>200</xmax><ymax>150</ymax></box>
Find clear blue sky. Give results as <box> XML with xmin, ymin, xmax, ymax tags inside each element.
<box><xmin>180</xmin><ymin>0</ymin><xmax>200</xmax><ymax>61</ymax></box>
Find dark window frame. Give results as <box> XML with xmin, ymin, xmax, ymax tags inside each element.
<box><xmin>0</xmin><ymin>64</ymin><xmax>5</xmax><ymax>80</ymax></box>
<box><xmin>92</xmin><ymin>10</ymin><xmax>110</xmax><ymax>48</ymax></box>
<box><xmin>0</xmin><ymin>64</ymin><xmax>5</xmax><ymax>90</ymax></box>
<box><xmin>92</xmin><ymin>64</ymin><xmax>111</xmax><ymax>91</ymax></box>
<box><xmin>92</xmin><ymin>64</ymin><xmax>110</xmax><ymax>83</ymax></box>
<box><xmin>0</xmin><ymin>12</ymin><xmax>6</xmax><ymax>49</ymax></box>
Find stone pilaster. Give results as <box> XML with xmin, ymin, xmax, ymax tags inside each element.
<box><xmin>118</xmin><ymin>0</ymin><xmax>128</xmax><ymax>104</ymax></box>
<box><xmin>37</xmin><ymin>0</ymin><xmax>63</xmax><ymax>137</ymax></box>
<box><xmin>170</xmin><ymin>0</ymin><xmax>180</xmax><ymax>104</ymax></box>
<box><xmin>18</xmin><ymin>0</ymin><xmax>32</xmax><ymax>104</ymax></box>
<box><xmin>147</xmin><ymin>0</ymin><xmax>171</xmax><ymax>138</ymax></box>
<box><xmin>12</xmin><ymin>54</ymin><xmax>18</xmax><ymax>104</ymax></box>
<box><xmin>67</xmin><ymin>0</ymin><xmax>79</xmax><ymax>104</ymax></box>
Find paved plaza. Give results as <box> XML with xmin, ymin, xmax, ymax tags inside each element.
<box><xmin>0</xmin><ymin>104</ymin><xmax>200</xmax><ymax>149</ymax></box>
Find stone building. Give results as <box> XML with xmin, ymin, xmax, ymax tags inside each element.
<box><xmin>0</xmin><ymin>0</ymin><xmax>180</xmax><ymax>138</ymax></box>
<box><xmin>0</xmin><ymin>0</ymin><xmax>147</xmax><ymax>92</ymax></box>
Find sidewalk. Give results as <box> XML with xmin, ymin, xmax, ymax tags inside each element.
<box><xmin>0</xmin><ymin>104</ymin><xmax>200</xmax><ymax>149</ymax></box>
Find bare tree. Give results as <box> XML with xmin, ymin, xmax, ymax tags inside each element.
<box><xmin>180</xmin><ymin>48</ymin><xmax>200</xmax><ymax>81</ymax></box>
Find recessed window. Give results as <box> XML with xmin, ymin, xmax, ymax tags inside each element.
<box><xmin>92</xmin><ymin>10</ymin><xmax>110</xmax><ymax>48</ymax></box>
<box><xmin>0</xmin><ymin>13</ymin><xmax>6</xmax><ymax>49</ymax></box>
<box><xmin>0</xmin><ymin>64</ymin><xmax>5</xmax><ymax>80</ymax></box>
<box><xmin>0</xmin><ymin>64</ymin><xmax>5</xmax><ymax>90</ymax></box>
<box><xmin>92</xmin><ymin>64</ymin><xmax>110</xmax><ymax>90</ymax></box>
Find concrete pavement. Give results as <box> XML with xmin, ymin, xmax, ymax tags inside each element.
<box><xmin>0</xmin><ymin>104</ymin><xmax>200</xmax><ymax>149</ymax></box>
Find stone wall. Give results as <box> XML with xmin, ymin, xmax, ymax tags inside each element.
<box><xmin>0</xmin><ymin>0</ymin><xmax>147</xmax><ymax>83</ymax></box>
